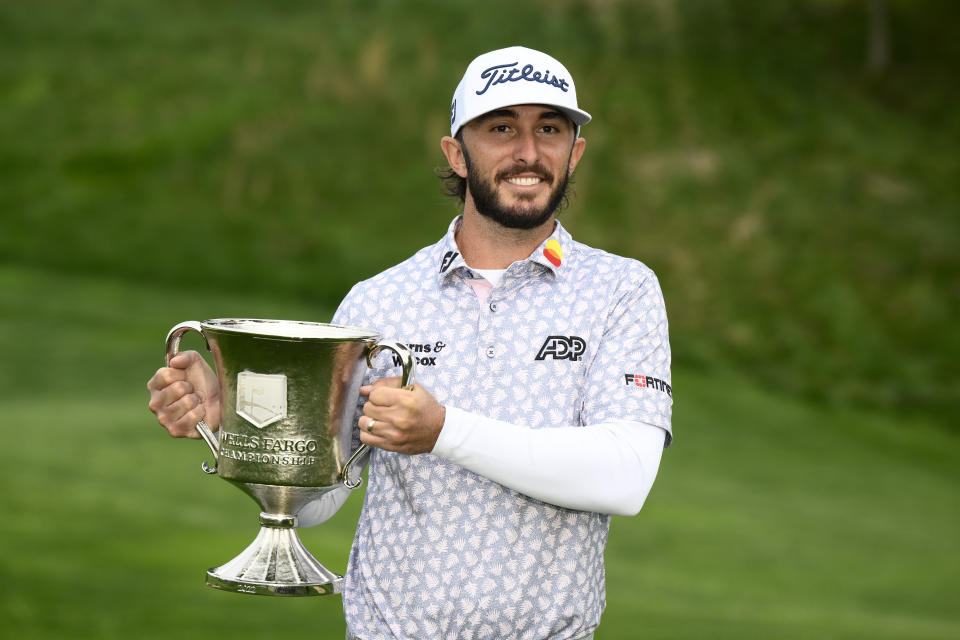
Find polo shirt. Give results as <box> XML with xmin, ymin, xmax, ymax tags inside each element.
<box><xmin>332</xmin><ymin>216</ymin><xmax>672</xmax><ymax>640</ymax></box>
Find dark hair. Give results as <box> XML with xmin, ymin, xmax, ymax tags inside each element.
<box><xmin>436</xmin><ymin>129</ymin><xmax>467</xmax><ymax>205</ymax></box>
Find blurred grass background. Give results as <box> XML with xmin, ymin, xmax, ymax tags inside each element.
<box><xmin>1</xmin><ymin>0</ymin><xmax>958</xmax><ymax>637</ymax></box>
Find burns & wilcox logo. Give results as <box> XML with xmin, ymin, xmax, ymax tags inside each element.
<box><xmin>535</xmin><ymin>335</ymin><xmax>585</xmax><ymax>361</ymax></box>
<box><xmin>624</xmin><ymin>373</ymin><xmax>672</xmax><ymax>397</ymax></box>
<box><xmin>476</xmin><ymin>61</ymin><xmax>570</xmax><ymax>96</ymax></box>
<box><xmin>390</xmin><ymin>341</ymin><xmax>447</xmax><ymax>367</ymax></box>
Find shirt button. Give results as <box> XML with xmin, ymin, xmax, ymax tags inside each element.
<box><xmin>489</xmin><ymin>302</ymin><xmax>498</xmax><ymax>312</ymax></box>
<box><xmin>485</xmin><ymin>346</ymin><xmax>495</xmax><ymax>358</ymax></box>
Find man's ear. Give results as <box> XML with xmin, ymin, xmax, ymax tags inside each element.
<box><xmin>441</xmin><ymin>136</ymin><xmax>468</xmax><ymax>178</ymax></box>
<box><xmin>567</xmin><ymin>137</ymin><xmax>586</xmax><ymax>176</ymax></box>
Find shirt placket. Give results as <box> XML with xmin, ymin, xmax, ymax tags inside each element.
<box><xmin>476</xmin><ymin>275</ymin><xmax>500</xmax><ymax>366</ymax></box>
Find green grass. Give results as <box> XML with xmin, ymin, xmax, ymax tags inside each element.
<box><xmin>613</xmin><ymin>371</ymin><xmax>960</xmax><ymax>639</ymax></box>
<box><xmin>1</xmin><ymin>0</ymin><xmax>957</xmax><ymax>419</ymax></box>
<box><xmin>2</xmin><ymin>264</ymin><xmax>958</xmax><ymax>638</ymax></box>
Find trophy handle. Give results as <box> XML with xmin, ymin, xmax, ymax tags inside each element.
<box><xmin>165</xmin><ymin>321</ymin><xmax>220</xmax><ymax>475</ymax></box>
<box><xmin>340</xmin><ymin>340</ymin><xmax>416</xmax><ymax>489</ymax></box>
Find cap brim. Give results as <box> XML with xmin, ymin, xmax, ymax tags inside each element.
<box><xmin>557</xmin><ymin>105</ymin><xmax>591</xmax><ymax>127</ymax></box>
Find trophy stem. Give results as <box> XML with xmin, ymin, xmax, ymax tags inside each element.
<box><xmin>205</xmin><ymin>512</ymin><xmax>343</xmax><ymax>596</ymax></box>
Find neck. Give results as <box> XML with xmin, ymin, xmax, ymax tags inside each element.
<box><xmin>455</xmin><ymin>205</ymin><xmax>555</xmax><ymax>269</ymax></box>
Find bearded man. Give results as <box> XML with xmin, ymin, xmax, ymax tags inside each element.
<box><xmin>148</xmin><ymin>46</ymin><xmax>673</xmax><ymax>640</ymax></box>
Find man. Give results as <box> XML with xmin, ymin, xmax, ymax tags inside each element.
<box><xmin>148</xmin><ymin>46</ymin><xmax>672</xmax><ymax>640</ymax></box>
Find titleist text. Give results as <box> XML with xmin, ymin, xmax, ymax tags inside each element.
<box><xmin>476</xmin><ymin>62</ymin><xmax>570</xmax><ymax>96</ymax></box>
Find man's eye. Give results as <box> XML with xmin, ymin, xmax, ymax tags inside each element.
<box><xmin>541</xmin><ymin>125</ymin><xmax>558</xmax><ymax>133</ymax></box>
<box><xmin>492</xmin><ymin>125</ymin><xmax>510</xmax><ymax>133</ymax></box>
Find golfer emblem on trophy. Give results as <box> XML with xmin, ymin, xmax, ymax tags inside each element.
<box><xmin>165</xmin><ymin>319</ymin><xmax>414</xmax><ymax>596</ymax></box>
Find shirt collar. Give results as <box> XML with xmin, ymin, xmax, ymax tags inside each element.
<box><xmin>529</xmin><ymin>220</ymin><xmax>573</xmax><ymax>277</ymax></box>
<box><xmin>435</xmin><ymin>217</ymin><xmax>469</xmax><ymax>284</ymax></box>
<box><xmin>435</xmin><ymin>216</ymin><xmax>574</xmax><ymax>285</ymax></box>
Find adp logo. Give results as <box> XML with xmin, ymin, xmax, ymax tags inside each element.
<box><xmin>535</xmin><ymin>335</ymin><xmax>586</xmax><ymax>362</ymax></box>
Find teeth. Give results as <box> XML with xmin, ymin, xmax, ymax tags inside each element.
<box><xmin>507</xmin><ymin>176</ymin><xmax>541</xmax><ymax>186</ymax></box>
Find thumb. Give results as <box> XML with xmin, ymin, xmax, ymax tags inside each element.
<box><xmin>168</xmin><ymin>350</ymin><xmax>203</xmax><ymax>369</ymax></box>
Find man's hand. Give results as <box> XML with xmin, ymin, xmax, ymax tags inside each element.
<box><xmin>359</xmin><ymin>377</ymin><xmax>445</xmax><ymax>454</ymax></box>
<box><xmin>147</xmin><ymin>350</ymin><xmax>221</xmax><ymax>438</ymax></box>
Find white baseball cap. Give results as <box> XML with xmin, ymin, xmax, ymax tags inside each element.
<box><xmin>449</xmin><ymin>46</ymin><xmax>591</xmax><ymax>137</ymax></box>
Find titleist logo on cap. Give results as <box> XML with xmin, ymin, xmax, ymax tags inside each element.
<box><xmin>476</xmin><ymin>62</ymin><xmax>570</xmax><ymax>96</ymax></box>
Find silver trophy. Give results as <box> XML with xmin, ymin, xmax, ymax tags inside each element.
<box><xmin>165</xmin><ymin>318</ymin><xmax>413</xmax><ymax>596</ymax></box>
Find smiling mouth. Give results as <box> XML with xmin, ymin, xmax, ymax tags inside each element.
<box><xmin>505</xmin><ymin>176</ymin><xmax>544</xmax><ymax>186</ymax></box>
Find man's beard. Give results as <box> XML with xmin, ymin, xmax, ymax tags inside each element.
<box><xmin>463</xmin><ymin>146</ymin><xmax>572</xmax><ymax>230</ymax></box>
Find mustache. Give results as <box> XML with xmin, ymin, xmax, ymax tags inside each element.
<box><xmin>496</xmin><ymin>164</ymin><xmax>554</xmax><ymax>183</ymax></box>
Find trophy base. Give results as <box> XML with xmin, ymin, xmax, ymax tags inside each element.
<box><xmin>205</xmin><ymin>513</ymin><xmax>343</xmax><ymax>597</ymax></box>
<box><xmin>205</xmin><ymin>571</ymin><xmax>341</xmax><ymax>597</ymax></box>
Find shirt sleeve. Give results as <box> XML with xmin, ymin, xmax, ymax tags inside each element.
<box><xmin>582</xmin><ymin>264</ymin><xmax>673</xmax><ymax>445</ymax></box>
<box><xmin>297</xmin><ymin>485</ymin><xmax>352</xmax><ymax>528</ymax></box>
<box><xmin>431</xmin><ymin>406</ymin><xmax>666</xmax><ymax>516</ymax></box>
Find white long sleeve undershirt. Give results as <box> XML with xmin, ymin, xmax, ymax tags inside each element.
<box><xmin>432</xmin><ymin>407</ymin><xmax>665</xmax><ymax>516</ymax></box>
<box><xmin>298</xmin><ymin>408</ymin><xmax>666</xmax><ymax>527</ymax></box>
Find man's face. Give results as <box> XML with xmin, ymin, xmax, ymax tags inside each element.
<box><xmin>458</xmin><ymin>105</ymin><xmax>586</xmax><ymax>230</ymax></box>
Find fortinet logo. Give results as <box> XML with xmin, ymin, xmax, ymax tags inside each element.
<box><xmin>535</xmin><ymin>336</ymin><xmax>586</xmax><ymax>361</ymax></box>
<box><xmin>624</xmin><ymin>374</ymin><xmax>672</xmax><ymax>397</ymax></box>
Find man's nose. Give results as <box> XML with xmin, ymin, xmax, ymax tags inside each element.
<box><xmin>511</xmin><ymin>130</ymin><xmax>539</xmax><ymax>165</ymax></box>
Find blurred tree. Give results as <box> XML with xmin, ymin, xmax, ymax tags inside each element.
<box><xmin>866</xmin><ymin>0</ymin><xmax>890</xmax><ymax>73</ymax></box>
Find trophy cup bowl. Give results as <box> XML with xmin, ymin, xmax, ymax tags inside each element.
<box><xmin>165</xmin><ymin>319</ymin><xmax>414</xmax><ymax>596</ymax></box>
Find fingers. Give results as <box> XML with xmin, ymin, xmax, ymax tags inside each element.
<box><xmin>360</xmin><ymin>376</ymin><xmax>402</xmax><ymax>396</ymax></box>
<box><xmin>147</xmin><ymin>350</ymin><xmax>221</xmax><ymax>438</ymax></box>
<box><xmin>155</xmin><ymin>392</ymin><xmax>206</xmax><ymax>438</ymax></box>
<box><xmin>148</xmin><ymin>379</ymin><xmax>195</xmax><ymax>413</ymax></box>
<box><xmin>364</xmin><ymin>383</ymin><xmax>417</xmax><ymax>411</ymax></box>
<box><xmin>147</xmin><ymin>350</ymin><xmax>206</xmax><ymax>396</ymax></box>
<box><xmin>359</xmin><ymin>425</ymin><xmax>394</xmax><ymax>448</ymax></box>
<box><xmin>361</xmin><ymin>381</ymin><xmax>426</xmax><ymax>418</ymax></box>
<box><xmin>147</xmin><ymin>362</ymin><xmax>205</xmax><ymax>439</ymax></box>
<box><xmin>362</xmin><ymin>396</ymin><xmax>419</xmax><ymax>431</ymax></box>
<box><xmin>147</xmin><ymin>366</ymin><xmax>186</xmax><ymax>394</ymax></box>
<box><xmin>357</xmin><ymin>413</ymin><xmax>412</xmax><ymax>450</ymax></box>
<box><xmin>357</xmin><ymin>382</ymin><xmax>443</xmax><ymax>455</ymax></box>
<box><xmin>360</xmin><ymin>401</ymin><xmax>394</xmax><ymax>429</ymax></box>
